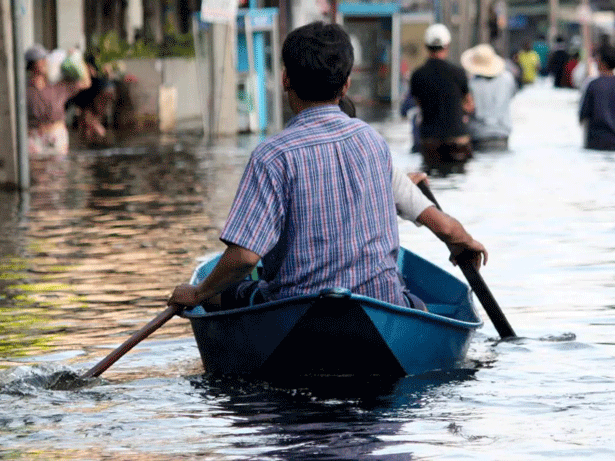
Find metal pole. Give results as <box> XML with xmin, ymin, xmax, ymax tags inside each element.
<box><xmin>272</xmin><ymin>12</ymin><xmax>282</xmax><ymax>132</ymax></box>
<box><xmin>391</xmin><ymin>13</ymin><xmax>401</xmax><ymax>119</ymax></box>
<box><xmin>580</xmin><ymin>0</ymin><xmax>591</xmax><ymax>75</ymax></box>
<box><xmin>331</xmin><ymin>0</ymin><xmax>337</xmax><ymax>23</ymax></box>
<box><xmin>244</xmin><ymin>14</ymin><xmax>260</xmax><ymax>132</ymax></box>
<box><xmin>549</xmin><ymin>0</ymin><xmax>559</xmax><ymax>49</ymax></box>
<box><xmin>12</xmin><ymin>0</ymin><xmax>29</xmax><ymax>190</ymax></box>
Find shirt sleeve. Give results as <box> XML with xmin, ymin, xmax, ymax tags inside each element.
<box><xmin>391</xmin><ymin>168</ymin><xmax>434</xmax><ymax>224</ymax></box>
<box><xmin>458</xmin><ymin>66</ymin><xmax>470</xmax><ymax>96</ymax></box>
<box><xmin>579</xmin><ymin>82</ymin><xmax>593</xmax><ymax>122</ymax></box>
<box><xmin>219</xmin><ymin>154</ymin><xmax>287</xmax><ymax>257</ymax></box>
<box><xmin>409</xmin><ymin>71</ymin><xmax>420</xmax><ymax>99</ymax></box>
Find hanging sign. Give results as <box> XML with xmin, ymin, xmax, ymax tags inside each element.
<box><xmin>201</xmin><ymin>0</ymin><xmax>239</xmax><ymax>23</ymax></box>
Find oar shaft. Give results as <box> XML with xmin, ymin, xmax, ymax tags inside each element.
<box><xmin>416</xmin><ymin>181</ymin><xmax>516</xmax><ymax>338</ymax></box>
<box><xmin>455</xmin><ymin>253</ymin><xmax>516</xmax><ymax>338</ymax></box>
<box><xmin>82</xmin><ymin>305</ymin><xmax>179</xmax><ymax>379</ymax></box>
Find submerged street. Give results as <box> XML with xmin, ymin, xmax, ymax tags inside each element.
<box><xmin>0</xmin><ymin>83</ymin><xmax>614</xmax><ymax>460</ymax></box>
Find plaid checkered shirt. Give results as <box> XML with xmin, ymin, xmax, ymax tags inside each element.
<box><xmin>220</xmin><ymin>105</ymin><xmax>410</xmax><ymax>307</ymax></box>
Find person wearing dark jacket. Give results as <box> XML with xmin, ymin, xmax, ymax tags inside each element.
<box><xmin>547</xmin><ymin>36</ymin><xmax>570</xmax><ymax>88</ymax></box>
<box><xmin>579</xmin><ymin>45</ymin><xmax>615</xmax><ymax>150</ymax></box>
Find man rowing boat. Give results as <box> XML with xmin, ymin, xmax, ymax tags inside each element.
<box><xmin>168</xmin><ymin>22</ymin><xmax>487</xmax><ymax>313</ymax></box>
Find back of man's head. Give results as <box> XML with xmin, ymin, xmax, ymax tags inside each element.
<box><xmin>599</xmin><ymin>44</ymin><xmax>615</xmax><ymax>70</ymax></box>
<box><xmin>282</xmin><ymin>21</ymin><xmax>354</xmax><ymax>102</ymax></box>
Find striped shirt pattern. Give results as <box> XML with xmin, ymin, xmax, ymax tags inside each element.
<box><xmin>220</xmin><ymin>105</ymin><xmax>410</xmax><ymax>307</ymax></box>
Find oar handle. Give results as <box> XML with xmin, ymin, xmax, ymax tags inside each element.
<box><xmin>81</xmin><ymin>304</ymin><xmax>180</xmax><ymax>379</ymax></box>
<box><xmin>416</xmin><ymin>180</ymin><xmax>516</xmax><ymax>339</ymax></box>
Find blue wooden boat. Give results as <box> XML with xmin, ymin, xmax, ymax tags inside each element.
<box><xmin>182</xmin><ymin>247</ymin><xmax>483</xmax><ymax>378</ymax></box>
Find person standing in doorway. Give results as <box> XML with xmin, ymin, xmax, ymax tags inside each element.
<box><xmin>409</xmin><ymin>24</ymin><xmax>474</xmax><ymax>166</ymax></box>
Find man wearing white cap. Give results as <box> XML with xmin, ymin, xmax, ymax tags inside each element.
<box><xmin>409</xmin><ymin>24</ymin><xmax>474</xmax><ymax>166</ymax></box>
<box><xmin>460</xmin><ymin>43</ymin><xmax>517</xmax><ymax>151</ymax></box>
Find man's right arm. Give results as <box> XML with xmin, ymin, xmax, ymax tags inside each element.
<box><xmin>416</xmin><ymin>206</ymin><xmax>488</xmax><ymax>268</ymax></box>
<box><xmin>168</xmin><ymin>244</ymin><xmax>261</xmax><ymax>309</ymax></box>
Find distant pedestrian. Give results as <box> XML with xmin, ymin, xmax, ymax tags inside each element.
<box><xmin>532</xmin><ymin>35</ymin><xmax>550</xmax><ymax>76</ymax></box>
<box><xmin>409</xmin><ymin>24</ymin><xmax>474</xmax><ymax>165</ymax></box>
<box><xmin>579</xmin><ymin>45</ymin><xmax>615</xmax><ymax>150</ymax></box>
<box><xmin>461</xmin><ymin>44</ymin><xmax>517</xmax><ymax>151</ymax></box>
<box><xmin>517</xmin><ymin>41</ymin><xmax>540</xmax><ymax>85</ymax></box>
<box><xmin>547</xmin><ymin>37</ymin><xmax>570</xmax><ymax>88</ymax></box>
<box><xmin>400</xmin><ymin>91</ymin><xmax>422</xmax><ymax>152</ymax></box>
<box><xmin>561</xmin><ymin>51</ymin><xmax>580</xmax><ymax>89</ymax></box>
<box><xmin>26</xmin><ymin>44</ymin><xmax>91</xmax><ymax>155</ymax></box>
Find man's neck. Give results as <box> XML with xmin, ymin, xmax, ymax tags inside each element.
<box><xmin>428</xmin><ymin>49</ymin><xmax>448</xmax><ymax>60</ymax></box>
<box><xmin>289</xmin><ymin>93</ymin><xmax>338</xmax><ymax>115</ymax></box>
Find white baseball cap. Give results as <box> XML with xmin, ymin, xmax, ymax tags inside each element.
<box><xmin>424</xmin><ymin>24</ymin><xmax>451</xmax><ymax>48</ymax></box>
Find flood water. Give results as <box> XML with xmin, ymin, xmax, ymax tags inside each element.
<box><xmin>1</xmin><ymin>84</ymin><xmax>615</xmax><ymax>460</ymax></box>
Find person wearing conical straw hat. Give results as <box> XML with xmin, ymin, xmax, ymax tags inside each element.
<box><xmin>461</xmin><ymin>43</ymin><xmax>517</xmax><ymax>152</ymax></box>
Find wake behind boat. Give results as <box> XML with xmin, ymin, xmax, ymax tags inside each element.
<box><xmin>182</xmin><ymin>247</ymin><xmax>483</xmax><ymax>378</ymax></box>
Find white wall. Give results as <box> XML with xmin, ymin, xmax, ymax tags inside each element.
<box><xmin>57</xmin><ymin>0</ymin><xmax>85</xmax><ymax>50</ymax></box>
<box><xmin>291</xmin><ymin>0</ymin><xmax>328</xmax><ymax>28</ymax></box>
<box><xmin>126</xmin><ymin>0</ymin><xmax>144</xmax><ymax>44</ymax></box>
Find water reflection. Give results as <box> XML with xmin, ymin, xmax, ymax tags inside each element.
<box><xmin>189</xmin><ymin>369</ymin><xmax>478</xmax><ymax>460</ymax></box>
<box><xmin>0</xmin><ymin>139</ymin><xmax>253</xmax><ymax>368</ymax></box>
<box><xmin>0</xmin><ymin>86</ymin><xmax>615</xmax><ymax>460</ymax></box>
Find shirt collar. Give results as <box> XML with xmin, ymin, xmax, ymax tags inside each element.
<box><xmin>286</xmin><ymin>104</ymin><xmax>342</xmax><ymax>128</ymax></box>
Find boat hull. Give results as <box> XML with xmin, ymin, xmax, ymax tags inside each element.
<box><xmin>183</xmin><ymin>248</ymin><xmax>483</xmax><ymax>377</ymax></box>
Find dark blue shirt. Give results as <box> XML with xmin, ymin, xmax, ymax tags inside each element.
<box><xmin>580</xmin><ymin>76</ymin><xmax>615</xmax><ymax>150</ymax></box>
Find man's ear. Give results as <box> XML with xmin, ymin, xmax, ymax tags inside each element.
<box><xmin>340</xmin><ymin>77</ymin><xmax>351</xmax><ymax>97</ymax></box>
<box><xmin>283</xmin><ymin>70</ymin><xmax>291</xmax><ymax>92</ymax></box>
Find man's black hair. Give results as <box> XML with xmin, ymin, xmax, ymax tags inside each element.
<box><xmin>282</xmin><ymin>21</ymin><xmax>354</xmax><ymax>102</ymax></box>
<box><xmin>599</xmin><ymin>44</ymin><xmax>615</xmax><ymax>70</ymax></box>
<box><xmin>426</xmin><ymin>45</ymin><xmax>445</xmax><ymax>53</ymax></box>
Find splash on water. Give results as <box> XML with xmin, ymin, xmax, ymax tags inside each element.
<box><xmin>0</xmin><ymin>365</ymin><xmax>98</xmax><ymax>394</ymax></box>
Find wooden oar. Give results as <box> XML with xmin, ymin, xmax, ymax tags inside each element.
<box><xmin>81</xmin><ymin>304</ymin><xmax>181</xmax><ymax>378</ymax></box>
<box><xmin>416</xmin><ymin>181</ymin><xmax>517</xmax><ymax>339</ymax></box>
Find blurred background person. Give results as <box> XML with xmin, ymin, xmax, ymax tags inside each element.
<box><xmin>561</xmin><ymin>51</ymin><xmax>580</xmax><ymax>89</ymax></box>
<box><xmin>26</xmin><ymin>44</ymin><xmax>91</xmax><ymax>155</ymax></box>
<box><xmin>68</xmin><ymin>53</ymin><xmax>116</xmax><ymax>146</ymax></box>
<box><xmin>579</xmin><ymin>45</ymin><xmax>615</xmax><ymax>150</ymax></box>
<box><xmin>461</xmin><ymin>44</ymin><xmax>517</xmax><ymax>151</ymax></box>
<box><xmin>517</xmin><ymin>41</ymin><xmax>540</xmax><ymax>85</ymax></box>
<box><xmin>533</xmin><ymin>34</ymin><xmax>550</xmax><ymax>77</ymax></box>
<box><xmin>547</xmin><ymin>36</ymin><xmax>570</xmax><ymax>88</ymax></box>
<box><xmin>410</xmin><ymin>24</ymin><xmax>474</xmax><ymax>165</ymax></box>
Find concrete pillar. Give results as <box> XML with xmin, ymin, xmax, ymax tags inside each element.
<box><xmin>0</xmin><ymin>0</ymin><xmax>18</xmax><ymax>188</ymax></box>
<box><xmin>56</xmin><ymin>0</ymin><xmax>85</xmax><ymax>50</ymax></box>
<box><xmin>549</xmin><ymin>0</ymin><xmax>559</xmax><ymax>49</ymax></box>
<box><xmin>126</xmin><ymin>0</ymin><xmax>144</xmax><ymax>44</ymax></box>
<box><xmin>23</xmin><ymin>0</ymin><xmax>33</xmax><ymax>46</ymax></box>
